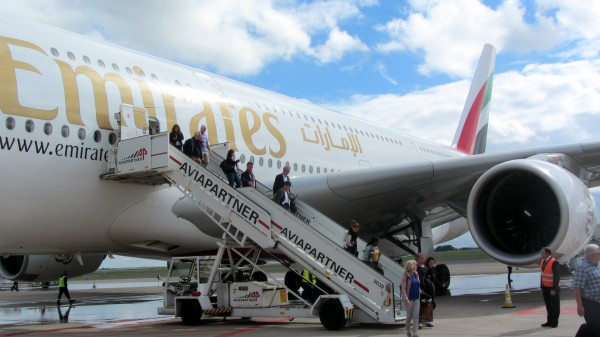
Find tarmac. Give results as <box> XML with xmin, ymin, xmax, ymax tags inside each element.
<box><xmin>0</xmin><ymin>260</ymin><xmax>587</xmax><ymax>337</ymax></box>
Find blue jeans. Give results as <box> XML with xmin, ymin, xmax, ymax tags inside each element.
<box><xmin>226</xmin><ymin>172</ymin><xmax>241</xmax><ymax>188</ymax></box>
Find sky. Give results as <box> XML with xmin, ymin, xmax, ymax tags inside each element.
<box><xmin>2</xmin><ymin>0</ymin><xmax>599</xmax><ymax>267</ymax></box>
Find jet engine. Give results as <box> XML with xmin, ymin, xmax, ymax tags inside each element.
<box><xmin>0</xmin><ymin>254</ymin><xmax>105</xmax><ymax>282</ymax></box>
<box><xmin>467</xmin><ymin>159</ymin><xmax>597</xmax><ymax>266</ymax></box>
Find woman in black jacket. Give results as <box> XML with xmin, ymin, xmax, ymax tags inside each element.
<box><xmin>169</xmin><ymin>124</ymin><xmax>184</xmax><ymax>151</ymax></box>
<box><xmin>222</xmin><ymin>149</ymin><xmax>241</xmax><ymax>188</ymax></box>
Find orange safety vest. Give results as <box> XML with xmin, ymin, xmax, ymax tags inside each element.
<box><xmin>540</xmin><ymin>257</ymin><xmax>560</xmax><ymax>288</ymax></box>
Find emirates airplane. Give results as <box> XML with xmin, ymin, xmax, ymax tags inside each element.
<box><xmin>1</xmin><ymin>17</ymin><xmax>598</xmax><ymax>282</ymax></box>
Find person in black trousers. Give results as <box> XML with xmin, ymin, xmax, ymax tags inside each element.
<box><xmin>540</xmin><ymin>247</ymin><xmax>560</xmax><ymax>328</ymax></box>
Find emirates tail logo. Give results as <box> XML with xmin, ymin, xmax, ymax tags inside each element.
<box><xmin>118</xmin><ymin>148</ymin><xmax>148</xmax><ymax>165</ymax></box>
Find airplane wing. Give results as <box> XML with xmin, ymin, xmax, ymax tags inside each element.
<box><xmin>295</xmin><ymin>141</ymin><xmax>600</xmax><ymax>266</ymax></box>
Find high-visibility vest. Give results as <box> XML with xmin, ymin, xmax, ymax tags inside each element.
<box><xmin>540</xmin><ymin>257</ymin><xmax>560</xmax><ymax>287</ymax></box>
<box><xmin>373</xmin><ymin>247</ymin><xmax>380</xmax><ymax>262</ymax></box>
<box><xmin>58</xmin><ymin>275</ymin><xmax>66</xmax><ymax>288</ymax></box>
<box><xmin>301</xmin><ymin>269</ymin><xmax>316</xmax><ymax>284</ymax></box>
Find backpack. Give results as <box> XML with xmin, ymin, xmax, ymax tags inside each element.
<box><xmin>182</xmin><ymin>138</ymin><xmax>193</xmax><ymax>155</ymax></box>
<box><xmin>220</xmin><ymin>160</ymin><xmax>234</xmax><ymax>172</ymax></box>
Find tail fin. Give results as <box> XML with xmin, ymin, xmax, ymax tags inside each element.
<box><xmin>452</xmin><ymin>44</ymin><xmax>496</xmax><ymax>155</ymax></box>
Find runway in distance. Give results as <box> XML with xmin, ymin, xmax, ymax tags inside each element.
<box><xmin>0</xmin><ymin>17</ymin><xmax>599</xmax><ymax>282</ymax></box>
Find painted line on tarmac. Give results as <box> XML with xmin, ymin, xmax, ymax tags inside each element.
<box><xmin>513</xmin><ymin>306</ymin><xmax>577</xmax><ymax>315</ymax></box>
<box><xmin>215</xmin><ymin>318</ymin><xmax>291</xmax><ymax>337</ymax></box>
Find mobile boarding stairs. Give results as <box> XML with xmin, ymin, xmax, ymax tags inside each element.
<box><xmin>101</xmin><ymin>127</ymin><xmax>406</xmax><ymax>330</ymax></box>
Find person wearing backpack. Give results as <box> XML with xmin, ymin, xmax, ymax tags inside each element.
<box><xmin>221</xmin><ymin>149</ymin><xmax>241</xmax><ymax>188</ymax></box>
<box><xmin>343</xmin><ymin>220</ymin><xmax>360</xmax><ymax>257</ymax></box>
<box><xmin>183</xmin><ymin>131</ymin><xmax>203</xmax><ymax>165</ymax></box>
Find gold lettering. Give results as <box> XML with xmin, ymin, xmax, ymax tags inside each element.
<box><xmin>57</xmin><ymin>62</ymin><xmax>133</xmax><ymax>130</ymax></box>
<box><xmin>263</xmin><ymin>113</ymin><xmax>286</xmax><ymax>158</ymax></box>
<box><xmin>218</xmin><ymin>102</ymin><xmax>238</xmax><ymax>151</ymax></box>
<box><xmin>239</xmin><ymin>107</ymin><xmax>266</xmax><ymax>155</ymax></box>
<box><xmin>133</xmin><ymin>66</ymin><xmax>157</xmax><ymax>119</ymax></box>
<box><xmin>0</xmin><ymin>37</ymin><xmax>58</xmax><ymax>120</ymax></box>
<box><xmin>189</xmin><ymin>101</ymin><xmax>218</xmax><ymax>144</ymax></box>
<box><xmin>160</xmin><ymin>91</ymin><xmax>179</xmax><ymax>132</ymax></box>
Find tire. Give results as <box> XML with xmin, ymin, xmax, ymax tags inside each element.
<box><xmin>319</xmin><ymin>299</ymin><xmax>346</xmax><ymax>331</ymax></box>
<box><xmin>284</xmin><ymin>270</ymin><xmax>302</xmax><ymax>300</ymax></box>
<box><xmin>284</xmin><ymin>270</ymin><xmax>301</xmax><ymax>291</ymax></box>
<box><xmin>180</xmin><ymin>300</ymin><xmax>202</xmax><ymax>326</ymax></box>
<box><xmin>251</xmin><ymin>271</ymin><xmax>267</xmax><ymax>282</ymax></box>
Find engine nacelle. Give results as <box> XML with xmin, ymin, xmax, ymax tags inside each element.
<box><xmin>0</xmin><ymin>254</ymin><xmax>105</xmax><ymax>282</ymax></box>
<box><xmin>467</xmin><ymin>159</ymin><xmax>596</xmax><ymax>266</ymax></box>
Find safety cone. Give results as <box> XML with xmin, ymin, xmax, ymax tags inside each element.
<box><xmin>501</xmin><ymin>283</ymin><xmax>515</xmax><ymax>308</ymax></box>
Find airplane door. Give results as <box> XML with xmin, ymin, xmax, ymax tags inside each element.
<box><xmin>118</xmin><ymin>104</ymin><xmax>149</xmax><ymax>140</ymax></box>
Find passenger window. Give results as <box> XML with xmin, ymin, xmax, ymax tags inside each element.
<box><xmin>277</xmin><ymin>160</ymin><xmax>281</xmax><ymax>169</ymax></box>
<box><xmin>268</xmin><ymin>158</ymin><xmax>272</xmax><ymax>167</ymax></box>
<box><xmin>301</xmin><ymin>164</ymin><xmax>305</xmax><ymax>172</ymax></box>
<box><xmin>259</xmin><ymin>157</ymin><xmax>264</xmax><ymax>166</ymax></box>
<box><xmin>316</xmin><ymin>167</ymin><xmax>320</xmax><ymax>174</ymax></box>
<box><xmin>6</xmin><ymin>117</ymin><xmax>15</xmax><ymax>130</ymax></box>
<box><xmin>61</xmin><ymin>125</ymin><xmax>69</xmax><ymax>138</ymax></box>
<box><xmin>83</xmin><ymin>56</ymin><xmax>91</xmax><ymax>64</ymax></box>
<box><xmin>93</xmin><ymin>130</ymin><xmax>102</xmax><ymax>143</ymax></box>
<box><xmin>98</xmin><ymin>59</ymin><xmax>105</xmax><ymax>68</ymax></box>
<box><xmin>25</xmin><ymin>120</ymin><xmax>34</xmax><ymax>133</ymax></box>
<box><xmin>309</xmin><ymin>165</ymin><xmax>313</xmax><ymax>174</ymax></box>
<box><xmin>249</xmin><ymin>156</ymin><xmax>255</xmax><ymax>164</ymax></box>
<box><xmin>109</xmin><ymin>132</ymin><xmax>117</xmax><ymax>145</ymax></box>
<box><xmin>50</xmin><ymin>48</ymin><xmax>59</xmax><ymax>57</ymax></box>
<box><xmin>293</xmin><ymin>163</ymin><xmax>298</xmax><ymax>171</ymax></box>
<box><xmin>44</xmin><ymin>122</ymin><xmax>52</xmax><ymax>135</ymax></box>
<box><xmin>112</xmin><ymin>63</ymin><xmax>120</xmax><ymax>71</ymax></box>
<box><xmin>78</xmin><ymin>128</ymin><xmax>86</xmax><ymax>140</ymax></box>
<box><xmin>67</xmin><ymin>51</ymin><xmax>75</xmax><ymax>61</ymax></box>
<box><xmin>324</xmin><ymin>168</ymin><xmax>328</xmax><ymax>173</ymax></box>
<box><xmin>239</xmin><ymin>154</ymin><xmax>245</xmax><ymax>164</ymax></box>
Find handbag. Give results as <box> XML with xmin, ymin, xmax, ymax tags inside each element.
<box><xmin>419</xmin><ymin>299</ymin><xmax>433</xmax><ymax>322</ymax></box>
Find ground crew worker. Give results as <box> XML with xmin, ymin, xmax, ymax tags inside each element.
<box><xmin>57</xmin><ymin>270</ymin><xmax>74</xmax><ymax>306</ymax></box>
<box><xmin>540</xmin><ymin>247</ymin><xmax>560</xmax><ymax>328</ymax></box>
<box><xmin>301</xmin><ymin>269</ymin><xmax>318</xmax><ymax>303</ymax></box>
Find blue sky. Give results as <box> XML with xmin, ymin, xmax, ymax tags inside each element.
<box><xmin>2</xmin><ymin>0</ymin><xmax>599</xmax><ymax>267</ymax></box>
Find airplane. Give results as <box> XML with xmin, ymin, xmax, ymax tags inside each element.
<box><xmin>0</xmin><ymin>17</ymin><xmax>598</xmax><ymax>283</ymax></box>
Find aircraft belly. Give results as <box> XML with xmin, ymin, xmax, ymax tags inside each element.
<box><xmin>108</xmin><ymin>188</ymin><xmax>218</xmax><ymax>255</ymax></box>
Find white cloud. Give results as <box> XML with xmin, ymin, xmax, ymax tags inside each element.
<box><xmin>332</xmin><ymin>58</ymin><xmax>600</xmax><ymax>152</ymax></box>
<box><xmin>309</xmin><ymin>27</ymin><xmax>368</xmax><ymax>63</ymax></box>
<box><xmin>375</xmin><ymin>0</ymin><xmax>567</xmax><ymax>78</ymax></box>
<box><xmin>0</xmin><ymin>0</ymin><xmax>370</xmax><ymax>75</ymax></box>
<box><xmin>537</xmin><ymin>0</ymin><xmax>600</xmax><ymax>39</ymax></box>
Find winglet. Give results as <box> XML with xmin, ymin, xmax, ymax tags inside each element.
<box><xmin>452</xmin><ymin>44</ymin><xmax>496</xmax><ymax>155</ymax></box>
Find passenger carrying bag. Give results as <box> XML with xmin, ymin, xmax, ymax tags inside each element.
<box><xmin>419</xmin><ymin>299</ymin><xmax>433</xmax><ymax>322</ymax></box>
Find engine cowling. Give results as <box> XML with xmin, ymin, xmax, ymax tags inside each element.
<box><xmin>0</xmin><ymin>254</ymin><xmax>105</xmax><ymax>282</ymax></box>
<box><xmin>467</xmin><ymin>159</ymin><xmax>597</xmax><ymax>266</ymax></box>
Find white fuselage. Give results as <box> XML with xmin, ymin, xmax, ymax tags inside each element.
<box><xmin>0</xmin><ymin>18</ymin><xmax>464</xmax><ymax>256</ymax></box>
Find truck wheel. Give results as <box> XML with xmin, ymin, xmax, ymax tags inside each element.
<box><xmin>251</xmin><ymin>271</ymin><xmax>267</xmax><ymax>281</ymax></box>
<box><xmin>180</xmin><ymin>300</ymin><xmax>202</xmax><ymax>326</ymax></box>
<box><xmin>319</xmin><ymin>299</ymin><xmax>346</xmax><ymax>331</ymax></box>
<box><xmin>284</xmin><ymin>270</ymin><xmax>301</xmax><ymax>291</ymax></box>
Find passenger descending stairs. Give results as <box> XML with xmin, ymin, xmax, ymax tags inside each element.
<box><xmin>102</xmin><ymin>133</ymin><xmax>405</xmax><ymax>323</ymax></box>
